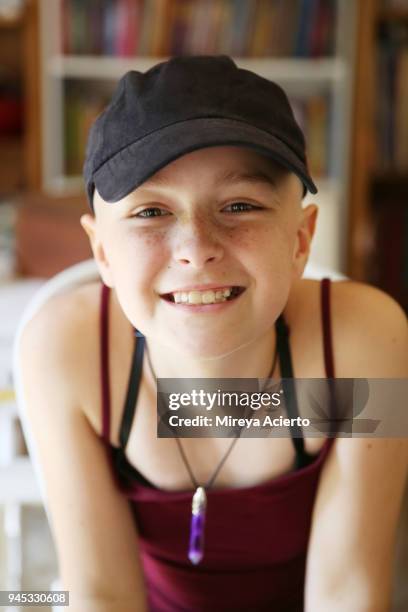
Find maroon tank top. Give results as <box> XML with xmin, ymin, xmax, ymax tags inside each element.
<box><xmin>99</xmin><ymin>279</ymin><xmax>336</xmax><ymax>612</ymax></box>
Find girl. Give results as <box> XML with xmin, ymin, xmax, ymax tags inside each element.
<box><xmin>18</xmin><ymin>56</ymin><xmax>408</xmax><ymax>612</ymax></box>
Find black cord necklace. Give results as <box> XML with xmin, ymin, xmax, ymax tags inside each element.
<box><xmin>145</xmin><ymin>334</ymin><xmax>279</xmax><ymax>565</ymax></box>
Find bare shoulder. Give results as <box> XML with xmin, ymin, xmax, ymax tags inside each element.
<box><xmin>330</xmin><ymin>280</ymin><xmax>407</xmax><ymax>377</ymax></box>
<box><xmin>19</xmin><ymin>280</ymin><xmax>101</xmax><ymax>352</ymax></box>
<box><xmin>287</xmin><ymin>278</ymin><xmax>407</xmax><ymax>377</ymax></box>
<box><xmin>18</xmin><ymin>281</ymin><xmax>102</xmax><ymax>408</ymax></box>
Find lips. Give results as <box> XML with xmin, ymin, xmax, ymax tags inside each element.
<box><xmin>160</xmin><ymin>286</ymin><xmax>245</xmax><ymax>303</ymax></box>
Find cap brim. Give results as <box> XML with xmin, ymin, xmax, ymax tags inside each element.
<box><xmin>90</xmin><ymin>117</ymin><xmax>318</xmax><ymax>205</ymax></box>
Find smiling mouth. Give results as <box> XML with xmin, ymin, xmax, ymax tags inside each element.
<box><xmin>161</xmin><ymin>286</ymin><xmax>245</xmax><ymax>305</ymax></box>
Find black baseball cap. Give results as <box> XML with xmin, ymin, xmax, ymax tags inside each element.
<box><xmin>84</xmin><ymin>55</ymin><xmax>318</xmax><ymax>208</ymax></box>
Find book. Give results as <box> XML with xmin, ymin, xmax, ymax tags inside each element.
<box><xmin>88</xmin><ymin>0</ymin><xmax>103</xmax><ymax>55</ymax></box>
<box><xmin>64</xmin><ymin>92</ymin><xmax>81</xmax><ymax>175</ymax></box>
<box><xmin>249</xmin><ymin>0</ymin><xmax>275</xmax><ymax>57</ymax></box>
<box><xmin>168</xmin><ymin>0</ymin><xmax>194</xmax><ymax>55</ymax></box>
<box><xmin>204</xmin><ymin>0</ymin><xmax>228</xmax><ymax>55</ymax></box>
<box><xmin>184</xmin><ymin>0</ymin><xmax>210</xmax><ymax>55</ymax></box>
<box><xmin>70</xmin><ymin>0</ymin><xmax>88</xmax><ymax>54</ymax></box>
<box><xmin>61</xmin><ymin>0</ymin><xmax>71</xmax><ymax>54</ymax></box>
<box><xmin>102</xmin><ymin>0</ymin><xmax>116</xmax><ymax>55</ymax></box>
<box><xmin>305</xmin><ymin>95</ymin><xmax>328</xmax><ymax>177</ymax></box>
<box><xmin>114</xmin><ymin>0</ymin><xmax>144</xmax><ymax>56</ymax></box>
<box><xmin>289</xmin><ymin>95</ymin><xmax>329</xmax><ymax>178</ymax></box>
<box><xmin>138</xmin><ymin>0</ymin><xmax>155</xmax><ymax>55</ymax></box>
<box><xmin>294</xmin><ymin>0</ymin><xmax>312</xmax><ymax>57</ymax></box>
<box><xmin>233</xmin><ymin>0</ymin><xmax>258</xmax><ymax>56</ymax></box>
<box><xmin>151</xmin><ymin>0</ymin><xmax>171</xmax><ymax>56</ymax></box>
<box><xmin>216</xmin><ymin>0</ymin><xmax>235</xmax><ymax>55</ymax></box>
<box><xmin>276</xmin><ymin>0</ymin><xmax>300</xmax><ymax>57</ymax></box>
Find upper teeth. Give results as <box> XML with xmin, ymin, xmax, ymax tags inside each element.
<box><xmin>172</xmin><ymin>287</ymin><xmax>233</xmax><ymax>305</ymax></box>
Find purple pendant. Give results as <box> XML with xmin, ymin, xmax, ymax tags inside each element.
<box><xmin>188</xmin><ymin>486</ymin><xmax>207</xmax><ymax>565</ymax></box>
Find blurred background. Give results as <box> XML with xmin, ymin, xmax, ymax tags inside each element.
<box><xmin>0</xmin><ymin>0</ymin><xmax>407</xmax><ymax>610</ymax></box>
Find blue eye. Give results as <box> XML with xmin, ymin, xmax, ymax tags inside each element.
<box><xmin>224</xmin><ymin>202</ymin><xmax>260</xmax><ymax>212</ymax></box>
<box><xmin>135</xmin><ymin>207</ymin><xmax>170</xmax><ymax>218</ymax></box>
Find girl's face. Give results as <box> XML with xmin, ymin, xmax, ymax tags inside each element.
<box><xmin>82</xmin><ymin>146</ymin><xmax>317</xmax><ymax>359</ymax></box>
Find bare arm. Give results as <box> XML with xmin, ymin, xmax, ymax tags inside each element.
<box><xmin>18</xmin><ymin>295</ymin><xmax>148</xmax><ymax>612</ymax></box>
<box><xmin>305</xmin><ymin>283</ymin><xmax>408</xmax><ymax>611</ymax></box>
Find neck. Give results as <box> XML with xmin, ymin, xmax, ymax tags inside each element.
<box><xmin>144</xmin><ymin>325</ymin><xmax>278</xmax><ymax>381</ymax></box>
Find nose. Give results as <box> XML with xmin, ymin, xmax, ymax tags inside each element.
<box><xmin>171</xmin><ymin>213</ymin><xmax>225</xmax><ymax>268</ymax></box>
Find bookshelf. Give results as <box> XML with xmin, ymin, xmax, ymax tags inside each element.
<box><xmin>33</xmin><ymin>0</ymin><xmax>356</xmax><ymax>274</ymax></box>
<box><xmin>348</xmin><ymin>0</ymin><xmax>408</xmax><ymax>310</ymax></box>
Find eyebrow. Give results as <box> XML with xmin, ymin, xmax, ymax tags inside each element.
<box><xmin>140</xmin><ymin>168</ymin><xmax>281</xmax><ymax>190</ymax></box>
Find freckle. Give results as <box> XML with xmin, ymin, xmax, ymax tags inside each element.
<box><xmin>144</xmin><ymin>233</ymin><xmax>162</xmax><ymax>247</ymax></box>
<box><xmin>367</xmin><ymin>443</ymin><xmax>372</xmax><ymax>450</ymax></box>
<box><xmin>235</xmin><ymin>229</ymin><xmax>257</xmax><ymax>248</ymax></box>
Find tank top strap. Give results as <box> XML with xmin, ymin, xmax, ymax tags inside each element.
<box><xmin>100</xmin><ymin>283</ymin><xmax>112</xmax><ymax>443</ymax></box>
<box><xmin>119</xmin><ymin>328</ymin><xmax>145</xmax><ymax>450</ymax></box>
<box><xmin>99</xmin><ymin>283</ymin><xmax>145</xmax><ymax>450</ymax></box>
<box><xmin>275</xmin><ymin>277</ymin><xmax>336</xmax><ymax>465</ymax></box>
<box><xmin>321</xmin><ymin>277</ymin><xmax>335</xmax><ymax>377</ymax></box>
<box><xmin>275</xmin><ymin>313</ymin><xmax>306</xmax><ymax>461</ymax></box>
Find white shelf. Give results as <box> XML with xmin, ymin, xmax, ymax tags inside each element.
<box><xmin>48</xmin><ymin>55</ymin><xmax>347</xmax><ymax>84</ymax></box>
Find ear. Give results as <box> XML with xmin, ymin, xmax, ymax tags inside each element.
<box><xmin>80</xmin><ymin>214</ymin><xmax>114</xmax><ymax>288</ymax></box>
<box><xmin>292</xmin><ymin>204</ymin><xmax>318</xmax><ymax>278</ymax></box>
